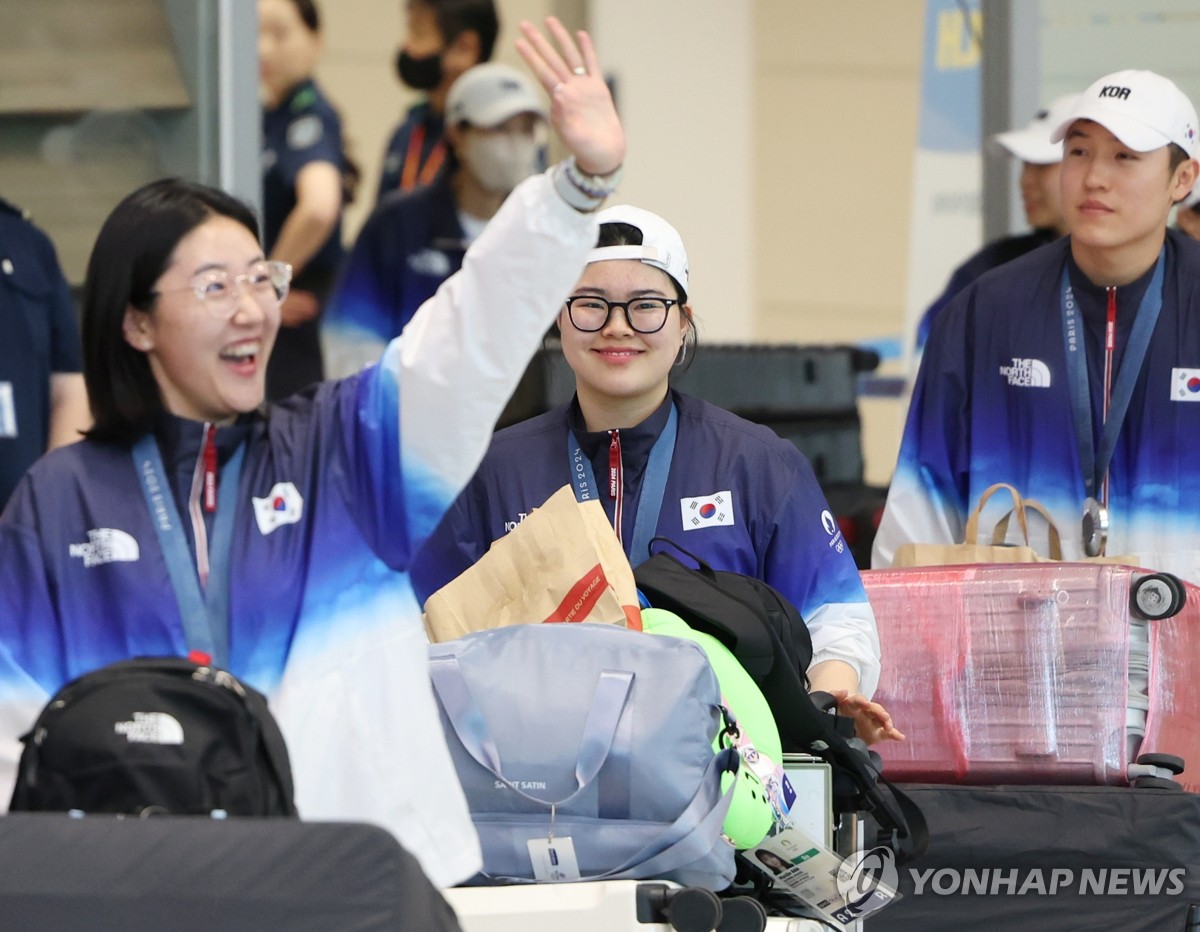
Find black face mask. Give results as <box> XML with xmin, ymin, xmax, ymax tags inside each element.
<box><xmin>396</xmin><ymin>49</ymin><xmax>443</xmax><ymax>91</ymax></box>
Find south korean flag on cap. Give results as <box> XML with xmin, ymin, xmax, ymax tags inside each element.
<box><xmin>681</xmin><ymin>491</ymin><xmax>735</xmax><ymax>530</ymax></box>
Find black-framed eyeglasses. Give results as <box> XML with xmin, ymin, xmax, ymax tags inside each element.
<box><xmin>151</xmin><ymin>259</ymin><xmax>293</xmax><ymax>320</ymax></box>
<box><xmin>564</xmin><ymin>295</ymin><xmax>679</xmax><ymax>334</ymax></box>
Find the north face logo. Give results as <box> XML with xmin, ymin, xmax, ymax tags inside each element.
<box><xmin>1098</xmin><ymin>85</ymin><xmax>1131</xmax><ymax>101</ymax></box>
<box><xmin>69</xmin><ymin>528</ymin><xmax>140</xmax><ymax>567</ymax></box>
<box><xmin>999</xmin><ymin>358</ymin><xmax>1052</xmax><ymax>388</ymax></box>
<box><xmin>114</xmin><ymin>712</ymin><xmax>184</xmax><ymax>745</ymax></box>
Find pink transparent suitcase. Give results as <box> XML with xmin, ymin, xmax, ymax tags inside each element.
<box><xmin>863</xmin><ymin>563</ymin><xmax>1200</xmax><ymax>788</ymax></box>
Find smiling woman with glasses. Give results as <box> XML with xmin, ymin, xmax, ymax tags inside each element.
<box><xmin>414</xmin><ymin>204</ymin><xmax>899</xmax><ymax>747</ymax></box>
<box><xmin>0</xmin><ymin>15</ymin><xmax>631</xmax><ymax>888</ymax></box>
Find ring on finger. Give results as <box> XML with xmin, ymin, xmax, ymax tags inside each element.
<box><xmin>572</xmin><ymin>65</ymin><xmax>587</xmax><ymax>76</ymax></box>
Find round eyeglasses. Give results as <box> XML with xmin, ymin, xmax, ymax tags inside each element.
<box><xmin>152</xmin><ymin>260</ymin><xmax>293</xmax><ymax>319</ymax></box>
<box><xmin>564</xmin><ymin>295</ymin><xmax>679</xmax><ymax>334</ymax></box>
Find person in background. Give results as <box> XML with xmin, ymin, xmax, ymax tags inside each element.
<box><xmin>915</xmin><ymin>94</ymin><xmax>1079</xmax><ymax>349</ymax></box>
<box><xmin>412</xmin><ymin>206</ymin><xmax>899</xmax><ymax>744</ymax></box>
<box><xmin>0</xmin><ymin>16</ymin><xmax>625</xmax><ymax>888</ymax></box>
<box><xmin>0</xmin><ymin>198</ymin><xmax>90</xmax><ymax>513</ymax></box>
<box><xmin>378</xmin><ymin>0</ymin><xmax>499</xmax><ymax>203</ymax></box>
<box><xmin>874</xmin><ymin>70</ymin><xmax>1200</xmax><ymax>584</ymax></box>
<box><xmin>323</xmin><ymin>62</ymin><xmax>547</xmax><ymax>378</ymax></box>
<box><xmin>259</xmin><ymin>0</ymin><xmax>359</xmax><ymax>400</ymax></box>
<box><xmin>1175</xmin><ymin>185</ymin><xmax>1200</xmax><ymax>240</ymax></box>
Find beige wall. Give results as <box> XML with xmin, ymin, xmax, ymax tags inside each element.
<box><xmin>316</xmin><ymin>0</ymin><xmax>924</xmax><ymax>484</ymax></box>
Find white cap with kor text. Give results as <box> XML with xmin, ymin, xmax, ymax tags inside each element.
<box><xmin>589</xmin><ymin>205</ymin><xmax>689</xmax><ymax>298</ymax></box>
<box><xmin>1050</xmin><ymin>69</ymin><xmax>1198</xmax><ymax>157</ymax></box>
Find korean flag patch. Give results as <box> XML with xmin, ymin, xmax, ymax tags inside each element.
<box><xmin>680</xmin><ymin>491</ymin><xmax>735</xmax><ymax>530</ymax></box>
<box><xmin>253</xmin><ymin>482</ymin><xmax>304</xmax><ymax>535</ymax></box>
<box><xmin>1171</xmin><ymin>368</ymin><xmax>1200</xmax><ymax>401</ymax></box>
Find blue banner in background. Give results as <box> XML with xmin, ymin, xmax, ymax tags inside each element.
<box><xmin>918</xmin><ymin>0</ymin><xmax>983</xmax><ymax>152</ymax></box>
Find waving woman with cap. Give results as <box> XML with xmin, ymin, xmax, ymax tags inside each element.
<box><xmin>412</xmin><ymin>206</ymin><xmax>898</xmax><ymax>743</ymax></box>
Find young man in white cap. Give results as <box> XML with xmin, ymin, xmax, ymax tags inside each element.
<box><xmin>412</xmin><ymin>205</ymin><xmax>902</xmax><ymax>745</ymax></box>
<box><xmin>874</xmin><ymin>70</ymin><xmax>1200</xmax><ymax>583</ymax></box>
<box><xmin>916</xmin><ymin>94</ymin><xmax>1079</xmax><ymax>349</ymax></box>
<box><xmin>323</xmin><ymin>61</ymin><xmax>548</xmax><ymax>376</ymax></box>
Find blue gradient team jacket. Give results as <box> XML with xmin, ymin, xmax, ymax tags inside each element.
<box><xmin>413</xmin><ymin>391</ymin><xmax>882</xmax><ymax>697</ymax></box>
<box><xmin>0</xmin><ymin>173</ymin><xmax>598</xmax><ymax>888</ymax></box>
<box><xmin>875</xmin><ymin>230</ymin><xmax>1200</xmax><ymax>584</ymax></box>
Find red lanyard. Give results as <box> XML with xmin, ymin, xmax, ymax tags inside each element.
<box><xmin>400</xmin><ymin>124</ymin><xmax>446</xmax><ymax>192</ymax></box>
<box><xmin>608</xmin><ymin>430</ymin><xmax>623</xmax><ymax>543</ymax></box>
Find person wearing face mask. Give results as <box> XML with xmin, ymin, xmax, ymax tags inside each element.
<box><xmin>322</xmin><ymin>62</ymin><xmax>546</xmax><ymax>377</ymax></box>
<box><xmin>411</xmin><ymin>206</ymin><xmax>900</xmax><ymax>746</ymax></box>
<box><xmin>378</xmin><ymin>0</ymin><xmax>499</xmax><ymax>204</ymax></box>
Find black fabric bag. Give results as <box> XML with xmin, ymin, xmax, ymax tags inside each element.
<box><xmin>9</xmin><ymin>656</ymin><xmax>296</xmax><ymax>817</ymax></box>
<box><xmin>0</xmin><ymin>814</ymin><xmax>461</xmax><ymax>931</ymax></box>
<box><xmin>866</xmin><ymin>784</ymin><xmax>1200</xmax><ymax>932</ymax></box>
<box><xmin>633</xmin><ymin>539</ymin><xmax>927</xmax><ymax>862</ymax></box>
<box><xmin>632</xmin><ymin>539</ymin><xmax>813</xmax><ymax>692</ymax></box>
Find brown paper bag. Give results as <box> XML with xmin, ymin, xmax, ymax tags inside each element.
<box><xmin>423</xmin><ymin>485</ymin><xmax>642</xmax><ymax>643</ymax></box>
<box><xmin>893</xmin><ymin>483</ymin><xmax>1060</xmax><ymax>567</ymax></box>
<box><xmin>893</xmin><ymin>482</ymin><xmax>1135</xmax><ymax>568</ymax></box>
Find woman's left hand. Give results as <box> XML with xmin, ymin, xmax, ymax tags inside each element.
<box><xmin>827</xmin><ymin>688</ymin><xmax>905</xmax><ymax>745</ymax></box>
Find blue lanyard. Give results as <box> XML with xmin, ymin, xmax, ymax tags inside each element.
<box><xmin>567</xmin><ymin>403</ymin><xmax>678</xmax><ymax>568</ymax></box>
<box><xmin>1058</xmin><ymin>249</ymin><xmax>1165</xmax><ymax>498</ymax></box>
<box><xmin>132</xmin><ymin>434</ymin><xmax>245</xmax><ymax>668</ymax></box>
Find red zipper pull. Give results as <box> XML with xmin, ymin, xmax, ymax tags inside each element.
<box><xmin>608</xmin><ymin>430</ymin><xmax>621</xmax><ymax>499</ymax></box>
<box><xmin>203</xmin><ymin>425</ymin><xmax>218</xmax><ymax>514</ymax></box>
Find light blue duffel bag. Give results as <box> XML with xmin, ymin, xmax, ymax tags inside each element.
<box><xmin>428</xmin><ymin>622</ymin><xmax>738</xmax><ymax>889</ymax></box>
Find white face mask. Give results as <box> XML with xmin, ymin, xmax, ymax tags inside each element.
<box><xmin>461</xmin><ymin>131</ymin><xmax>540</xmax><ymax>195</ymax></box>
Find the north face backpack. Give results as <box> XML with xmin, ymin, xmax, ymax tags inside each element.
<box><xmin>9</xmin><ymin>656</ymin><xmax>296</xmax><ymax>817</ymax></box>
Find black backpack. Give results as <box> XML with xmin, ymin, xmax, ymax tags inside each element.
<box><xmin>9</xmin><ymin>656</ymin><xmax>297</xmax><ymax>817</ymax></box>
<box><xmin>633</xmin><ymin>539</ymin><xmax>927</xmax><ymax>862</ymax></box>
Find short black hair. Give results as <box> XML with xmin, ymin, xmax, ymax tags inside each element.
<box><xmin>418</xmin><ymin>0</ymin><xmax>499</xmax><ymax>61</ymax></box>
<box><xmin>82</xmin><ymin>178</ymin><xmax>261</xmax><ymax>444</ymax></box>
<box><xmin>286</xmin><ymin>0</ymin><xmax>320</xmax><ymax>32</ymax></box>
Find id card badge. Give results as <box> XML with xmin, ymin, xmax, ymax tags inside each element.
<box><xmin>0</xmin><ymin>382</ymin><xmax>16</xmax><ymax>438</ymax></box>
<box><xmin>747</xmin><ymin>825</ymin><xmax>900</xmax><ymax>929</ymax></box>
<box><xmin>527</xmin><ymin>836</ymin><xmax>581</xmax><ymax>882</ymax></box>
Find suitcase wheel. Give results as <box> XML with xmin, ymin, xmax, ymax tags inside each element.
<box><xmin>716</xmin><ymin>896</ymin><xmax>768</xmax><ymax>932</ymax></box>
<box><xmin>1135</xmin><ymin>752</ymin><xmax>1186</xmax><ymax>775</ymax></box>
<box><xmin>637</xmin><ymin>883</ymin><xmax>723</xmax><ymax>932</ymax></box>
<box><xmin>1131</xmin><ymin>775</ymin><xmax>1182</xmax><ymax>790</ymax></box>
<box><xmin>1130</xmin><ymin>573</ymin><xmax>1186</xmax><ymax>620</ymax></box>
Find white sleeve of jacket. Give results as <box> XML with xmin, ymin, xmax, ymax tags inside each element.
<box><xmin>386</xmin><ymin>171</ymin><xmax>598</xmax><ymax>545</ymax></box>
<box><xmin>807</xmin><ymin>601</ymin><xmax>882</xmax><ymax>699</ymax></box>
